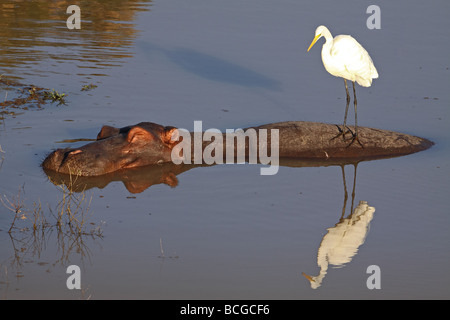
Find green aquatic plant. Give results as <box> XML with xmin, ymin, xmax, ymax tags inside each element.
<box><xmin>81</xmin><ymin>84</ymin><xmax>98</xmax><ymax>91</ymax></box>
<box><xmin>1</xmin><ymin>76</ymin><xmax>70</xmax><ymax>116</ymax></box>
<box><xmin>43</xmin><ymin>89</ymin><xmax>67</xmax><ymax>105</ymax></box>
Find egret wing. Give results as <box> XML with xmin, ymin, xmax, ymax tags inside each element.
<box><xmin>331</xmin><ymin>35</ymin><xmax>378</xmax><ymax>86</ymax></box>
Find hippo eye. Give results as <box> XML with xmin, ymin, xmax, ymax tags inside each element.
<box><xmin>69</xmin><ymin>150</ymin><xmax>82</xmax><ymax>156</ymax></box>
<box><xmin>61</xmin><ymin>149</ymin><xmax>82</xmax><ymax>167</ymax></box>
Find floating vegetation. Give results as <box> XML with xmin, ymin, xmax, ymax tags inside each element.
<box><xmin>81</xmin><ymin>84</ymin><xmax>98</xmax><ymax>91</ymax></box>
<box><xmin>43</xmin><ymin>89</ymin><xmax>67</xmax><ymax>105</ymax></box>
<box><xmin>0</xmin><ymin>76</ymin><xmax>68</xmax><ymax>118</ymax></box>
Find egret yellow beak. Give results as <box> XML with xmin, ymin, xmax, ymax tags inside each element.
<box><xmin>307</xmin><ymin>34</ymin><xmax>321</xmax><ymax>52</ymax></box>
<box><xmin>301</xmin><ymin>272</ymin><xmax>315</xmax><ymax>282</ymax></box>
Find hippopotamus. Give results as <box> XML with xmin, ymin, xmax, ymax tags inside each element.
<box><xmin>42</xmin><ymin>121</ymin><xmax>433</xmax><ymax>177</ymax></box>
<box><xmin>42</xmin><ymin>122</ymin><xmax>180</xmax><ymax>177</ymax></box>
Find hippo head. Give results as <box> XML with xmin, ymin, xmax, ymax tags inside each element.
<box><xmin>42</xmin><ymin>122</ymin><xmax>181</xmax><ymax>176</ymax></box>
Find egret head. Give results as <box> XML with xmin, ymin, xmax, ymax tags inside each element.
<box><xmin>307</xmin><ymin>25</ymin><xmax>330</xmax><ymax>52</ymax></box>
<box><xmin>302</xmin><ymin>272</ymin><xmax>322</xmax><ymax>289</ymax></box>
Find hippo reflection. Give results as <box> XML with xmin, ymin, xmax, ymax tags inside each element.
<box><xmin>43</xmin><ymin>162</ymin><xmax>202</xmax><ymax>194</ymax></box>
<box><xmin>44</xmin><ymin>158</ymin><xmax>363</xmax><ymax>194</ymax></box>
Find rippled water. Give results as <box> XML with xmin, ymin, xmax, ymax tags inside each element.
<box><xmin>0</xmin><ymin>0</ymin><xmax>449</xmax><ymax>299</ymax></box>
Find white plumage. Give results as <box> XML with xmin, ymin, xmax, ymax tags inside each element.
<box><xmin>308</xmin><ymin>25</ymin><xmax>378</xmax><ymax>86</ymax></box>
<box><xmin>307</xmin><ymin>25</ymin><xmax>378</xmax><ymax>146</ymax></box>
<box><xmin>302</xmin><ymin>201</ymin><xmax>375</xmax><ymax>289</ymax></box>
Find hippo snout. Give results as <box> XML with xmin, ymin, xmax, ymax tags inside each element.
<box><xmin>42</xmin><ymin>148</ymin><xmax>83</xmax><ymax>174</ymax></box>
<box><xmin>42</xmin><ymin>148</ymin><xmax>68</xmax><ymax>170</ymax></box>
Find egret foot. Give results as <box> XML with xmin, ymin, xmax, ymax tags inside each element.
<box><xmin>331</xmin><ymin>125</ymin><xmax>353</xmax><ymax>141</ymax></box>
<box><xmin>346</xmin><ymin>134</ymin><xmax>364</xmax><ymax>148</ymax></box>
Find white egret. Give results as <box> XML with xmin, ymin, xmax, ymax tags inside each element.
<box><xmin>307</xmin><ymin>25</ymin><xmax>378</xmax><ymax>147</ymax></box>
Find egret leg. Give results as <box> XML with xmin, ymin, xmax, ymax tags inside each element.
<box><xmin>347</xmin><ymin>81</ymin><xmax>364</xmax><ymax>148</ymax></box>
<box><xmin>353</xmin><ymin>81</ymin><xmax>357</xmax><ymax>136</ymax></box>
<box><xmin>343</xmin><ymin>79</ymin><xmax>350</xmax><ymax>130</ymax></box>
<box><xmin>331</xmin><ymin>79</ymin><xmax>353</xmax><ymax>141</ymax></box>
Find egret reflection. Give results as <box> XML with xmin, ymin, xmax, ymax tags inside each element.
<box><xmin>303</xmin><ymin>164</ymin><xmax>375</xmax><ymax>289</ymax></box>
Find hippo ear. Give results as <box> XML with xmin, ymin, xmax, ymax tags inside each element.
<box><xmin>97</xmin><ymin>125</ymin><xmax>120</xmax><ymax>140</ymax></box>
<box><xmin>127</xmin><ymin>126</ymin><xmax>153</xmax><ymax>144</ymax></box>
<box><xmin>162</xmin><ymin>127</ymin><xmax>180</xmax><ymax>146</ymax></box>
<box><xmin>161</xmin><ymin>172</ymin><xmax>179</xmax><ymax>188</ymax></box>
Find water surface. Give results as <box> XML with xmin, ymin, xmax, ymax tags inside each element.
<box><xmin>0</xmin><ymin>0</ymin><xmax>449</xmax><ymax>299</ymax></box>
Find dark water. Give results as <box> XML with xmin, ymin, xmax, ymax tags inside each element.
<box><xmin>0</xmin><ymin>0</ymin><xmax>449</xmax><ymax>299</ymax></box>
